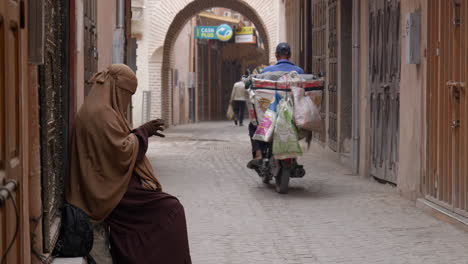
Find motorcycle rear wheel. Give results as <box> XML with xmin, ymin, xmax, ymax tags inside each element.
<box><xmin>275</xmin><ymin>168</ymin><xmax>290</xmax><ymax>194</ymax></box>
<box><xmin>262</xmin><ymin>174</ymin><xmax>271</xmax><ymax>184</ymax></box>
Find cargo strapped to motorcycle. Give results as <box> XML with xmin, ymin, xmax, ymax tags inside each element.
<box><xmin>251</xmin><ymin>86</ymin><xmax>324</xmax><ymax>92</ymax></box>
<box><xmin>251</xmin><ymin>76</ymin><xmax>325</xmax><ymax>92</ymax></box>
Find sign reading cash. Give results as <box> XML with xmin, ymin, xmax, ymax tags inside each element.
<box><xmin>194</xmin><ymin>24</ymin><xmax>233</xmax><ymax>41</ymax></box>
<box><xmin>194</xmin><ymin>26</ymin><xmax>218</xmax><ymax>39</ymax></box>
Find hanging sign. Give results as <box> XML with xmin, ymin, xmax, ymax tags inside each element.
<box><xmin>194</xmin><ymin>26</ymin><xmax>218</xmax><ymax>39</ymax></box>
<box><xmin>194</xmin><ymin>24</ymin><xmax>234</xmax><ymax>41</ymax></box>
<box><xmin>216</xmin><ymin>24</ymin><xmax>234</xmax><ymax>42</ymax></box>
<box><xmin>235</xmin><ymin>27</ymin><xmax>254</xmax><ymax>35</ymax></box>
<box><xmin>235</xmin><ymin>35</ymin><xmax>256</xmax><ymax>44</ymax></box>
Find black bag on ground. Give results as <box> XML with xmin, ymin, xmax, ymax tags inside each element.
<box><xmin>53</xmin><ymin>203</ymin><xmax>94</xmax><ymax>260</ymax></box>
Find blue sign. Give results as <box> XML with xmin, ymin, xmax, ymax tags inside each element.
<box><xmin>194</xmin><ymin>24</ymin><xmax>233</xmax><ymax>41</ymax></box>
<box><xmin>216</xmin><ymin>24</ymin><xmax>233</xmax><ymax>42</ymax></box>
<box><xmin>194</xmin><ymin>26</ymin><xmax>218</xmax><ymax>39</ymax></box>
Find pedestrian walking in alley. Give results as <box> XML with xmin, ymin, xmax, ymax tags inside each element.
<box><xmin>230</xmin><ymin>76</ymin><xmax>249</xmax><ymax>126</ymax></box>
<box><xmin>67</xmin><ymin>64</ymin><xmax>191</xmax><ymax>263</ymax></box>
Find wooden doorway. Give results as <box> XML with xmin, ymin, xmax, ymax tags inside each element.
<box><xmin>369</xmin><ymin>0</ymin><xmax>401</xmax><ymax>184</ymax></box>
<box><xmin>0</xmin><ymin>0</ymin><xmax>26</xmax><ymax>262</ymax></box>
<box><xmin>426</xmin><ymin>0</ymin><xmax>468</xmax><ymax>217</ymax></box>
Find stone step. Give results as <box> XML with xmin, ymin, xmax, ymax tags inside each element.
<box><xmin>52</xmin><ymin>257</ymin><xmax>86</xmax><ymax>264</ymax></box>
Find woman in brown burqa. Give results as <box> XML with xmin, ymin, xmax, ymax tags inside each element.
<box><xmin>67</xmin><ymin>64</ymin><xmax>191</xmax><ymax>263</ymax></box>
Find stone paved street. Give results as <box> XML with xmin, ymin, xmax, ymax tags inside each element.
<box><xmin>148</xmin><ymin>122</ymin><xmax>468</xmax><ymax>264</ymax></box>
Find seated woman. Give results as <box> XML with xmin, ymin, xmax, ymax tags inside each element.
<box><xmin>67</xmin><ymin>64</ymin><xmax>191</xmax><ymax>263</ymax></box>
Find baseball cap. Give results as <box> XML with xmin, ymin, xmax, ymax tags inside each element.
<box><xmin>275</xmin><ymin>42</ymin><xmax>291</xmax><ymax>57</ymax></box>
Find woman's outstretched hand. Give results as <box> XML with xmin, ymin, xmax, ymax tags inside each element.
<box><xmin>140</xmin><ymin>119</ymin><xmax>165</xmax><ymax>138</ymax></box>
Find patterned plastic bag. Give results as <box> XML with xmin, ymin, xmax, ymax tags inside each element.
<box><xmin>253</xmin><ymin>93</ymin><xmax>281</xmax><ymax>142</ymax></box>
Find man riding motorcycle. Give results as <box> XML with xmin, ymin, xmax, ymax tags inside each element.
<box><xmin>246</xmin><ymin>42</ymin><xmax>304</xmax><ymax>170</ymax></box>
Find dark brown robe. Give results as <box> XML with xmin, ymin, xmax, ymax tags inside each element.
<box><xmin>105</xmin><ymin>128</ymin><xmax>191</xmax><ymax>264</ymax></box>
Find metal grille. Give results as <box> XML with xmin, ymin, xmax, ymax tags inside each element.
<box><xmin>39</xmin><ymin>0</ymin><xmax>68</xmax><ymax>253</ymax></box>
<box><xmin>142</xmin><ymin>91</ymin><xmax>152</xmax><ymax>123</ymax></box>
<box><xmin>328</xmin><ymin>0</ymin><xmax>338</xmax><ymax>151</ymax></box>
<box><xmin>426</xmin><ymin>0</ymin><xmax>468</xmax><ymax>217</ymax></box>
<box><xmin>369</xmin><ymin>0</ymin><xmax>400</xmax><ymax>184</ymax></box>
<box><xmin>312</xmin><ymin>0</ymin><xmax>327</xmax><ymax>143</ymax></box>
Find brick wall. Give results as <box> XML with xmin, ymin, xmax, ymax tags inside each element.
<box><xmin>133</xmin><ymin>0</ymin><xmax>281</xmax><ymax>125</ymax></box>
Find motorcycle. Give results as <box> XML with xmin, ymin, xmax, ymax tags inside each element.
<box><xmin>253</xmin><ymin>143</ymin><xmax>306</xmax><ymax>194</ymax></box>
<box><xmin>246</xmin><ymin>71</ymin><xmax>322</xmax><ymax>194</ymax></box>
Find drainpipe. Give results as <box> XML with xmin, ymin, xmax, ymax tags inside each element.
<box><xmin>113</xmin><ymin>0</ymin><xmax>125</xmax><ymax>63</ymax></box>
<box><xmin>352</xmin><ymin>0</ymin><xmax>360</xmax><ymax>175</ymax></box>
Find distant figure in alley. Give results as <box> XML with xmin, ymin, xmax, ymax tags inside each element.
<box><xmin>230</xmin><ymin>76</ymin><xmax>249</xmax><ymax>126</ymax></box>
<box><xmin>67</xmin><ymin>64</ymin><xmax>191</xmax><ymax>263</ymax></box>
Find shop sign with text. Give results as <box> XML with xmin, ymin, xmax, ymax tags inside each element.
<box><xmin>194</xmin><ymin>26</ymin><xmax>218</xmax><ymax>39</ymax></box>
<box><xmin>235</xmin><ymin>34</ymin><xmax>256</xmax><ymax>44</ymax></box>
<box><xmin>235</xmin><ymin>27</ymin><xmax>254</xmax><ymax>35</ymax></box>
<box><xmin>195</xmin><ymin>24</ymin><xmax>234</xmax><ymax>41</ymax></box>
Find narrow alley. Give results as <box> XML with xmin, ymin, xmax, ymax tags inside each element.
<box><xmin>1</xmin><ymin>0</ymin><xmax>468</xmax><ymax>263</ymax></box>
<box><xmin>150</xmin><ymin>122</ymin><xmax>468</xmax><ymax>264</ymax></box>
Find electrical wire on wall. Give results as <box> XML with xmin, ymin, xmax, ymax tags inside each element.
<box><xmin>0</xmin><ymin>181</ymin><xmax>19</xmax><ymax>264</ymax></box>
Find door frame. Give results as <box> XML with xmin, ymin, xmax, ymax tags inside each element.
<box><xmin>425</xmin><ymin>0</ymin><xmax>468</xmax><ymax>218</ymax></box>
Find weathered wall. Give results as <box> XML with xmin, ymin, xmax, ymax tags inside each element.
<box><xmin>397</xmin><ymin>0</ymin><xmax>427</xmax><ymax>199</ymax></box>
<box><xmin>132</xmin><ymin>0</ymin><xmax>150</xmax><ymax>126</ymax></box>
<box><xmin>75</xmin><ymin>0</ymin><xmax>85</xmax><ymax>110</ymax></box>
<box><xmin>97</xmin><ymin>0</ymin><xmax>117</xmax><ymax>71</ymax></box>
<box><xmin>172</xmin><ymin>21</ymin><xmax>193</xmax><ymax>125</ymax></box>
<box><xmin>359</xmin><ymin>0</ymin><xmax>371</xmax><ymax>177</ymax></box>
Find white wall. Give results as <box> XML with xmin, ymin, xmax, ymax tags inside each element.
<box><xmin>140</xmin><ymin>0</ymin><xmax>280</xmax><ymax>124</ymax></box>
<box><xmin>132</xmin><ymin>0</ymin><xmax>150</xmax><ymax>127</ymax></box>
<box><xmin>172</xmin><ymin>20</ymin><xmax>193</xmax><ymax>125</ymax></box>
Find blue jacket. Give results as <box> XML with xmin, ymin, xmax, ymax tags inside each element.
<box><xmin>261</xmin><ymin>59</ymin><xmax>304</xmax><ymax>74</ymax></box>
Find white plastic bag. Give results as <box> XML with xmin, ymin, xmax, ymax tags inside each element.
<box><xmin>226</xmin><ymin>104</ymin><xmax>234</xmax><ymax>120</ymax></box>
<box><xmin>287</xmin><ymin>71</ymin><xmax>321</xmax><ymax>131</ymax></box>
<box><xmin>291</xmin><ymin>86</ymin><xmax>321</xmax><ymax>131</ymax></box>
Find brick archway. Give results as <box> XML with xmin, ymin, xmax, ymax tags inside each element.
<box><xmin>144</xmin><ymin>0</ymin><xmax>278</xmax><ymax>124</ymax></box>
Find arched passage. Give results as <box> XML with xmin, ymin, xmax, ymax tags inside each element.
<box><xmin>140</xmin><ymin>0</ymin><xmax>279</xmax><ymax>125</ymax></box>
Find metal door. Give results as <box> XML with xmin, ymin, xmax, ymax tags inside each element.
<box><xmin>426</xmin><ymin>0</ymin><xmax>468</xmax><ymax>217</ymax></box>
<box><xmin>84</xmin><ymin>0</ymin><xmax>97</xmax><ymax>96</ymax></box>
<box><xmin>39</xmin><ymin>0</ymin><xmax>69</xmax><ymax>253</ymax></box>
<box><xmin>0</xmin><ymin>0</ymin><xmax>24</xmax><ymax>262</ymax></box>
<box><xmin>312</xmin><ymin>0</ymin><xmax>327</xmax><ymax>143</ymax></box>
<box><xmin>369</xmin><ymin>0</ymin><xmax>400</xmax><ymax>184</ymax></box>
<box><xmin>328</xmin><ymin>0</ymin><xmax>338</xmax><ymax>151</ymax></box>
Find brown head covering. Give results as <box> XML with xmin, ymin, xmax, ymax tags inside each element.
<box><xmin>67</xmin><ymin>64</ymin><xmax>161</xmax><ymax>222</ymax></box>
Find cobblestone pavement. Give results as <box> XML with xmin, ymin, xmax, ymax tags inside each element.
<box><xmin>148</xmin><ymin>122</ymin><xmax>468</xmax><ymax>264</ymax></box>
